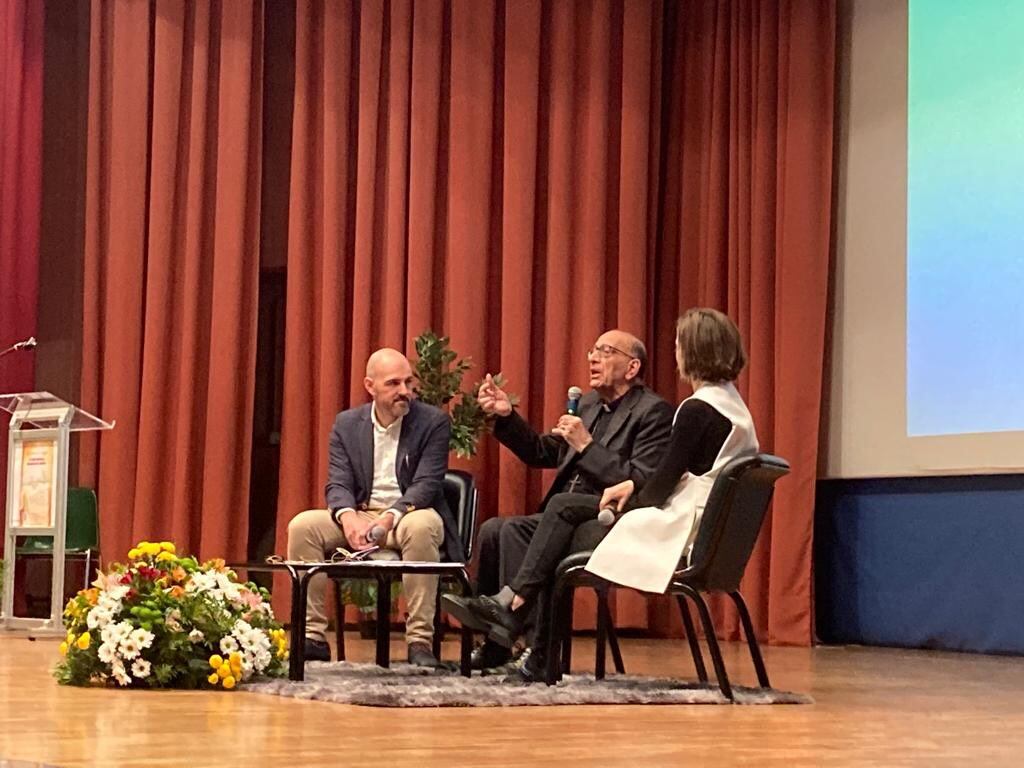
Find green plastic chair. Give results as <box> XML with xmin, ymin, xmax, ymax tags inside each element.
<box><xmin>16</xmin><ymin>487</ymin><xmax>101</xmax><ymax>591</ymax></box>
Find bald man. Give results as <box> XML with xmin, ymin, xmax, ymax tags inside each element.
<box><xmin>450</xmin><ymin>330</ymin><xmax>674</xmax><ymax>677</ymax></box>
<box><xmin>287</xmin><ymin>348</ymin><xmax>461</xmax><ymax>668</ymax></box>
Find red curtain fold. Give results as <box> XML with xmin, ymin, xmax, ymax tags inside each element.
<box><xmin>0</xmin><ymin>0</ymin><xmax>43</xmax><ymax>541</ymax></box>
<box><xmin>273</xmin><ymin>0</ymin><xmax>834</xmax><ymax>645</ymax></box>
<box><xmin>78</xmin><ymin>1</ymin><xmax>264</xmax><ymax>564</ymax></box>
<box><xmin>70</xmin><ymin>0</ymin><xmax>832</xmax><ymax>644</ymax></box>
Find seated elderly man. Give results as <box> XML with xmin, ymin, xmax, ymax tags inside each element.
<box><xmin>287</xmin><ymin>348</ymin><xmax>463</xmax><ymax>667</ymax></box>
<box><xmin>454</xmin><ymin>330</ymin><xmax>673</xmax><ymax>675</ymax></box>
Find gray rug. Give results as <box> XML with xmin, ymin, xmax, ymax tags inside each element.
<box><xmin>243</xmin><ymin>662</ymin><xmax>812</xmax><ymax>707</ymax></box>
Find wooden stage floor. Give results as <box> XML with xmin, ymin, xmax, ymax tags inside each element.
<box><xmin>1</xmin><ymin>634</ymin><xmax>1022</xmax><ymax>767</ymax></box>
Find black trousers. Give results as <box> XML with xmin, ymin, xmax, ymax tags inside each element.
<box><xmin>509</xmin><ymin>493</ymin><xmax>604</xmax><ymax>599</ymax></box>
<box><xmin>508</xmin><ymin>493</ymin><xmax>611</xmax><ymax>657</ymax></box>
<box><xmin>474</xmin><ymin>513</ymin><xmax>544</xmax><ymax>597</ymax></box>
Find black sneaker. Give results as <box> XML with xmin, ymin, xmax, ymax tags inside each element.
<box><xmin>303</xmin><ymin>638</ymin><xmax>331</xmax><ymax>662</ymax></box>
<box><xmin>500</xmin><ymin>646</ymin><xmax>546</xmax><ymax>684</ymax></box>
<box><xmin>471</xmin><ymin>640</ymin><xmax>512</xmax><ymax>671</ymax></box>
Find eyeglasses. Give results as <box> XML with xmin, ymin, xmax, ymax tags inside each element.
<box><xmin>586</xmin><ymin>344</ymin><xmax>635</xmax><ymax>360</ymax></box>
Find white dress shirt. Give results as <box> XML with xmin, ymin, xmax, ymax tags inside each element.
<box><xmin>367</xmin><ymin>404</ymin><xmax>404</xmax><ymax>517</ymax></box>
<box><xmin>333</xmin><ymin>405</ymin><xmax>405</xmax><ymax>526</ymax></box>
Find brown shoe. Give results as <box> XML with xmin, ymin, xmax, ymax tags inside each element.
<box><xmin>407</xmin><ymin>642</ymin><xmax>441</xmax><ymax>668</ymax></box>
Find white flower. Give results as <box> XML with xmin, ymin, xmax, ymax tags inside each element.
<box><xmin>97</xmin><ymin>642</ymin><xmax>118</xmax><ymax>664</ymax></box>
<box><xmin>119</xmin><ymin>637</ymin><xmax>140</xmax><ymax>660</ymax></box>
<box><xmin>131</xmin><ymin>658</ymin><xmax>151</xmax><ymax>678</ymax></box>
<box><xmin>104</xmin><ymin>621</ymin><xmax>131</xmax><ymax>644</ymax></box>
<box><xmin>105</xmin><ymin>585</ymin><xmax>130</xmax><ymax>602</ymax></box>
<box><xmin>130</xmin><ymin>627</ymin><xmax>154</xmax><ymax>650</ymax></box>
<box><xmin>219</xmin><ymin>636</ymin><xmax>239</xmax><ymax>655</ymax></box>
<box><xmin>188</xmin><ymin>629</ymin><xmax>205</xmax><ymax>643</ymax></box>
<box><xmin>110</xmin><ymin>660</ymin><xmax>131</xmax><ymax>687</ymax></box>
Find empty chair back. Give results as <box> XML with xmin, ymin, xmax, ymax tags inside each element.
<box><xmin>442</xmin><ymin>469</ymin><xmax>478</xmax><ymax>561</ymax></box>
<box><xmin>684</xmin><ymin>454</ymin><xmax>789</xmax><ymax>592</ymax></box>
<box><xmin>66</xmin><ymin>487</ymin><xmax>100</xmax><ymax>551</ymax></box>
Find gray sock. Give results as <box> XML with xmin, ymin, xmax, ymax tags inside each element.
<box><xmin>493</xmin><ymin>586</ymin><xmax>515</xmax><ymax>609</ymax></box>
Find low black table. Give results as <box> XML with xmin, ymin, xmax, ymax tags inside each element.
<box><xmin>230</xmin><ymin>560</ymin><xmax>473</xmax><ymax>681</ymax></box>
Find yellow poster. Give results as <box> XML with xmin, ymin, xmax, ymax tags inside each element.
<box><xmin>16</xmin><ymin>439</ymin><xmax>57</xmax><ymax>528</ymax></box>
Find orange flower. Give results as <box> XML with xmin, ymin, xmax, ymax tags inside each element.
<box><xmin>84</xmin><ymin>588</ymin><xmax>99</xmax><ymax>606</ymax></box>
<box><xmin>209</xmin><ymin>558</ymin><xmax>226</xmax><ymax>572</ymax></box>
<box><xmin>168</xmin><ymin>585</ymin><xmax>186</xmax><ymax>599</ymax></box>
<box><xmin>171</xmin><ymin>567</ymin><xmax>186</xmax><ymax>583</ymax></box>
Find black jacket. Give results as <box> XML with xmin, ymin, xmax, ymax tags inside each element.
<box><xmin>493</xmin><ymin>384</ymin><xmax>674</xmax><ymax>512</ymax></box>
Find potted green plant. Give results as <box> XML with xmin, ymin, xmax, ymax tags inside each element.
<box><xmin>412</xmin><ymin>330</ymin><xmax>514</xmax><ymax>457</ymax></box>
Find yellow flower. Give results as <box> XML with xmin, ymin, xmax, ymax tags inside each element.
<box><xmin>59</xmin><ymin>642</ymin><xmax>68</xmax><ymax>656</ymax></box>
<box><xmin>229</xmin><ymin>652</ymin><xmax>243</xmax><ymax>674</ymax></box>
<box><xmin>127</xmin><ymin>548</ymin><xmax>141</xmax><ymax>560</ymax></box>
<box><xmin>156</xmin><ymin>551</ymin><xmax>175</xmax><ymax>562</ymax></box>
<box><xmin>207</xmin><ymin>673</ymin><xmax>220</xmax><ymax>685</ymax></box>
<box><xmin>141</xmin><ymin>542</ymin><xmax>161</xmax><ymax>557</ymax></box>
<box><xmin>76</xmin><ymin>632</ymin><xmax>91</xmax><ymax>650</ymax></box>
<box><xmin>222</xmin><ymin>676</ymin><xmax>236</xmax><ymax>690</ymax></box>
<box><xmin>209</xmin><ymin>654</ymin><xmax>224</xmax><ymax>670</ymax></box>
<box><xmin>159</xmin><ymin>541</ymin><xmax>176</xmax><ymax>554</ymax></box>
<box><xmin>217</xmin><ymin>665</ymin><xmax>231</xmax><ymax>679</ymax></box>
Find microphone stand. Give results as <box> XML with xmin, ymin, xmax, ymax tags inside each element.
<box><xmin>0</xmin><ymin>337</ymin><xmax>37</xmax><ymax>360</ymax></box>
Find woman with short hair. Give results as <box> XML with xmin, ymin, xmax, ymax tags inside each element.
<box><xmin>585</xmin><ymin>306</ymin><xmax>760</xmax><ymax>593</ymax></box>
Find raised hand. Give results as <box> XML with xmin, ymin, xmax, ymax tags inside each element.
<box><xmin>477</xmin><ymin>373</ymin><xmax>513</xmax><ymax>417</ymax></box>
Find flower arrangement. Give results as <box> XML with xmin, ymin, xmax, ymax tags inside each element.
<box><xmin>55</xmin><ymin>541</ymin><xmax>287</xmax><ymax>689</ymax></box>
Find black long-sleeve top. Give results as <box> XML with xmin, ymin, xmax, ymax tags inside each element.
<box><xmin>632</xmin><ymin>399</ymin><xmax>732</xmax><ymax>508</ymax></box>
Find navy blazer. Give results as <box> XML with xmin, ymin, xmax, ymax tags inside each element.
<box><xmin>324</xmin><ymin>399</ymin><xmax>463</xmax><ymax>562</ymax></box>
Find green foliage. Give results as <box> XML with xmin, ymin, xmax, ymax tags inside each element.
<box><xmin>413</xmin><ymin>330</ymin><xmax>517</xmax><ymax>459</ymax></box>
<box><xmin>339</xmin><ymin>577</ymin><xmax>402</xmax><ymax>614</ymax></box>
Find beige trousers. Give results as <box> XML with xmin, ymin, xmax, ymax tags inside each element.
<box><xmin>286</xmin><ymin>507</ymin><xmax>444</xmax><ymax>646</ymax></box>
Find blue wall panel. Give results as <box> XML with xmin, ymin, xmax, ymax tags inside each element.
<box><xmin>815</xmin><ymin>475</ymin><xmax>1024</xmax><ymax>654</ymax></box>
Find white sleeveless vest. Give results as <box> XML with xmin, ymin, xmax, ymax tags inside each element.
<box><xmin>584</xmin><ymin>381</ymin><xmax>758</xmax><ymax>594</ymax></box>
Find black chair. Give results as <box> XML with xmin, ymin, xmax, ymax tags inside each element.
<box><xmin>331</xmin><ymin>469</ymin><xmax>479</xmax><ymax>659</ymax></box>
<box><xmin>545</xmin><ymin>453</ymin><xmax>790</xmax><ymax>700</ymax></box>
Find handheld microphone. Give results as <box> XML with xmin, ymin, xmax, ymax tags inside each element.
<box><xmin>0</xmin><ymin>336</ymin><xmax>37</xmax><ymax>360</ymax></box>
<box><xmin>366</xmin><ymin>525</ymin><xmax>386</xmax><ymax>544</ymax></box>
<box><xmin>597</xmin><ymin>507</ymin><xmax>616</xmax><ymax>526</ymax></box>
<box><xmin>566</xmin><ymin>386</ymin><xmax>583</xmax><ymax>416</ymax></box>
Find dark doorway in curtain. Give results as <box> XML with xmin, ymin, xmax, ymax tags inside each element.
<box><xmin>247</xmin><ymin>269</ymin><xmax>286</xmax><ymax>566</ymax></box>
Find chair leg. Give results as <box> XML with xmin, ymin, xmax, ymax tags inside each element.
<box><xmin>333</xmin><ymin>580</ymin><xmax>346</xmax><ymax>661</ymax></box>
<box><xmin>676</xmin><ymin>594</ymin><xmax>707</xmax><ymax>683</ymax></box>
<box><xmin>83</xmin><ymin>550</ymin><xmax>93</xmax><ymax>592</ymax></box>
<box><xmin>596</xmin><ymin>589</ymin><xmax>625</xmax><ymax>675</ymax></box>
<box><xmin>432</xmin><ymin>585</ymin><xmax>444</xmax><ymax>660</ymax></box>
<box><xmin>729</xmin><ymin>590</ymin><xmax>770</xmax><ymax>688</ymax></box>
<box><xmin>560</xmin><ymin>586</ymin><xmax>576</xmax><ymax>676</ymax></box>
<box><xmin>594</xmin><ymin>589</ymin><xmax>608</xmax><ymax>681</ymax></box>
<box><xmin>679</xmin><ymin>585</ymin><xmax>733</xmax><ymax>701</ymax></box>
<box><xmin>605</xmin><ymin>620</ymin><xmax>626</xmax><ymax>673</ymax></box>
<box><xmin>546</xmin><ymin>570</ymin><xmax>578</xmax><ymax>685</ymax></box>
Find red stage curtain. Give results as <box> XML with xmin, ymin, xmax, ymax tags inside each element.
<box><xmin>0</xmin><ymin>0</ymin><xmax>43</xmax><ymax>540</ymax></box>
<box><xmin>273</xmin><ymin>0</ymin><xmax>835</xmax><ymax>645</ymax></box>
<box><xmin>77</xmin><ymin>1</ymin><xmax>264</xmax><ymax>563</ymax></box>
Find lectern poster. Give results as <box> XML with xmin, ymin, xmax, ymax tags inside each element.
<box><xmin>11</xmin><ymin>438</ymin><xmax>58</xmax><ymax>528</ymax></box>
